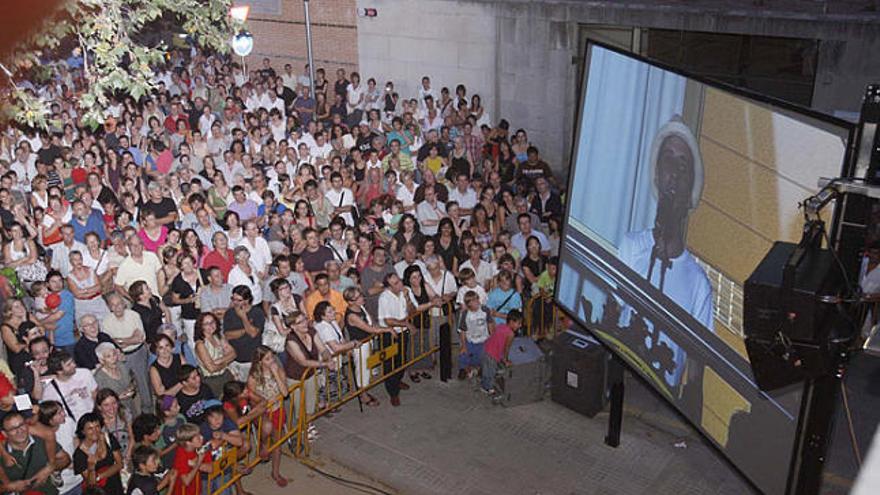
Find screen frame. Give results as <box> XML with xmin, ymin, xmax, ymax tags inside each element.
<box><xmin>556</xmin><ymin>38</ymin><xmax>857</xmax><ymax>495</ymax></box>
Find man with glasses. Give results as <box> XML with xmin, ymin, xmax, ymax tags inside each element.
<box><xmin>0</xmin><ymin>412</ymin><xmax>64</xmax><ymax>495</ymax></box>
<box><xmin>224</xmin><ymin>285</ymin><xmax>265</xmax><ymax>381</ymax></box>
<box><xmin>73</xmin><ymin>314</ymin><xmax>116</xmax><ymax>370</ymax></box>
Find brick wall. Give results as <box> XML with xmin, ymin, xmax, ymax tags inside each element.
<box><xmin>241</xmin><ymin>0</ymin><xmax>359</xmax><ymax>76</ymax></box>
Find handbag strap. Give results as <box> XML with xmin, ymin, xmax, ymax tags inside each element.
<box><xmin>50</xmin><ymin>379</ymin><xmax>75</xmax><ymax>419</ymax></box>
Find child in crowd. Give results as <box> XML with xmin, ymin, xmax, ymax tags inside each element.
<box><xmin>158</xmin><ymin>395</ymin><xmax>188</xmax><ymax>469</ymax></box>
<box><xmin>170</xmin><ymin>423</ymin><xmax>210</xmax><ymax>495</ymax></box>
<box><xmin>481</xmin><ymin>310</ymin><xmax>521</xmax><ymax>393</ymax></box>
<box><xmin>131</xmin><ymin>413</ymin><xmax>177</xmax><ymax>491</ymax></box>
<box><xmin>222</xmin><ymin>381</ymin><xmax>266</xmax><ymax>429</ymax></box>
<box><xmin>534</xmin><ymin>256</ymin><xmax>558</xmax><ymax>297</ymax></box>
<box><xmin>455</xmin><ymin>268</ymin><xmax>487</xmax><ymax>307</ymax></box>
<box><xmin>383</xmin><ymin>199</ymin><xmax>404</xmax><ymax>236</ymax></box>
<box><xmin>30</xmin><ymin>280</ymin><xmax>52</xmax><ymax>320</ymax></box>
<box><xmin>128</xmin><ymin>445</ymin><xmax>163</xmax><ymax>495</ymax></box>
<box><xmin>200</xmin><ymin>402</ymin><xmax>249</xmax><ymax>495</ymax></box>
<box><xmin>457</xmin><ymin>290</ymin><xmax>494</xmax><ymax>380</ymax></box>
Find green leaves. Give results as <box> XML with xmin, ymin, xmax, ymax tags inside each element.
<box><xmin>4</xmin><ymin>0</ymin><xmax>242</xmax><ymax>130</ymax></box>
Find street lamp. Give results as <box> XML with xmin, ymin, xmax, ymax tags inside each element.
<box><xmin>303</xmin><ymin>0</ymin><xmax>316</xmax><ymax>98</ymax></box>
<box><xmin>229</xmin><ymin>6</ymin><xmax>253</xmax><ymax>79</ymax></box>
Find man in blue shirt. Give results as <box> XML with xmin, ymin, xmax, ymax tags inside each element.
<box><xmin>46</xmin><ymin>270</ymin><xmax>77</xmax><ymax>354</ymax></box>
<box><xmin>70</xmin><ymin>199</ymin><xmax>106</xmax><ymax>243</ymax></box>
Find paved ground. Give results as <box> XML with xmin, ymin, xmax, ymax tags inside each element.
<box><xmin>243</xmin><ymin>351</ymin><xmax>877</xmax><ymax>495</ymax></box>
<box><xmin>241</xmin><ymin>451</ymin><xmax>396</xmax><ymax>494</ymax></box>
<box><xmin>309</xmin><ymin>375</ymin><xmax>754</xmax><ymax>495</ymax></box>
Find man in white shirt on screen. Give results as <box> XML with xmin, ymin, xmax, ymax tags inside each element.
<box><xmin>618</xmin><ymin>116</ymin><xmax>713</xmax><ymax>330</ymax></box>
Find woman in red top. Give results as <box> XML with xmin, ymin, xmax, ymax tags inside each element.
<box><xmin>200</xmin><ymin>231</ymin><xmax>235</xmax><ymax>282</ymax></box>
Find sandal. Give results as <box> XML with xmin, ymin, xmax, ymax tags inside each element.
<box><xmin>272</xmin><ymin>475</ymin><xmax>289</xmax><ymax>487</ymax></box>
<box><xmin>420</xmin><ymin>372</ymin><xmax>432</xmax><ymax>380</ymax></box>
<box><xmin>409</xmin><ymin>373</ymin><xmax>422</xmax><ymax>383</ymax></box>
<box><xmin>365</xmin><ymin>395</ymin><xmax>380</xmax><ymax>407</ymax></box>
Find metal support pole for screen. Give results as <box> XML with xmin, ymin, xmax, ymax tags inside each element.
<box><xmin>605</xmin><ymin>356</ymin><xmax>625</xmax><ymax>447</ymax></box>
<box><xmin>303</xmin><ymin>0</ymin><xmax>316</xmax><ymax>99</ymax></box>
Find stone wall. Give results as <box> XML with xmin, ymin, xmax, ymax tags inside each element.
<box><xmin>241</xmin><ymin>0</ymin><xmax>359</xmax><ymax>74</ymax></box>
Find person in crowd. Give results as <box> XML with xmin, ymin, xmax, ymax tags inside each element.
<box><xmin>199</xmin><ymin>266</ymin><xmax>232</xmax><ymax>320</ymax></box>
<box><xmin>150</xmin><ymin>334</ymin><xmax>186</xmax><ymax>399</ymax></box>
<box><xmin>247</xmin><ymin>345</ymin><xmax>289</xmax><ymax>487</ymax></box>
<box><xmin>95</xmin><ymin>388</ymin><xmax>135</xmax><ymax>473</ymax></box>
<box><xmin>68</xmin><ymin>250</ymin><xmax>110</xmax><ymax>321</ymax></box>
<box><xmin>42</xmin><ymin>350</ymin><xmax>97</xmax><ymax>421</ymax></box>
<box><xmin>0</xmin><ymin>47</ymin><xmax>567</xmax><ymax>494</ymax></box>
<box><xmin>377</xmin><ymin>273</ymin><xmax>416</xmax><ymax>406</ymax></box>
<box><xmin>193</xmin><ymin>312</ymin><xmax>236</xmax><ymax>397</ymax></box>
<box><xmin>224</xmin><ymin>285</ymin><xmax>264</xmax><ymax>381</ymax></box>
<box><xmin>103</xmin><ymin>292</ymin><xmax>152</xmax><ymax>412</ymax></box>
<box><xmin>457</xmin><ymin>290</ymin><xmax>494</xmax><ymax>380</ymax></box>
<box><xmin>284</xmin><ymin>311</ymin><xmax>333</xmax><ymax>421</ymax></box>
<box><xmin>94</xmin><ymin>342</ymin><xmax>140</xmax><ymax>415</ymax></box>
<box><xmin>73</xmin><ymin>412</ymin><xmax>125</xmax><ymax>494</ymax></box>
<box><xmin>0</xmin><ymin>411</ymin><xmax>62</xmax><ymax>495</ymax></box>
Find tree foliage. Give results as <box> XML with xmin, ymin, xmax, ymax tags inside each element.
<box><xmin>2</xmin><ymin>0</ymin><xmax>243</xmax><ymax>130</ymax></box>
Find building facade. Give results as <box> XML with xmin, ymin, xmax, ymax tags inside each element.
<box><xmin>242</xmin><ymin>0</ymin><xmax>880</xmax><ymax>177</ymax></box>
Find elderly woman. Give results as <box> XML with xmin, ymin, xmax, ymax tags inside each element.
<box><xmin>94</xmin><ymin>342</ymin><xmax>140</xmax><ymax>416</ymax></box>
<box><xmin>227</xmin><ymin>245</ymin><xmax>263</xmax><ymax>305</ymax></box>
<box><xmin>68</xmin><ymin>250</ymin><xmax>111</xmax><ymax>321</ymax></box>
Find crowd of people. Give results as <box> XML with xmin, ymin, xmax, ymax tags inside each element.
<box><xmin>0</xmin><ymin>45</ymin><xmax>564</xmax><ymax>495</ymax></box>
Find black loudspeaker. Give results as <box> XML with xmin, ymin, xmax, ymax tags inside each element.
<box><xmin>743</xmin><ymin>241</ymin><xmax>842</xmax><ymax>391</ymax></box>
<box><xmin>551</xmin><ymin>330</ymin><xmax>608</xmax><ymax>417</ymax></box>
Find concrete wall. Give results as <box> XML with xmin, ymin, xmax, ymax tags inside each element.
<box><xmin>356</xmin><ymin>0</ymin><xmax>880</xmax><ymax>181</ymax></box>
<box><xmin>357</xmin><ymin>0</ymin><xmax>578</xmax><ymax>179</ymax></box>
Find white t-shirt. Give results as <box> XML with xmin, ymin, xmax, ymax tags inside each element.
<box><xmin>378</xmin><ymin>288</ymin><xmax>409</xmax><ymax>330</ymax></box>
<box><xmin>238</xmin><ymin>236</ymin><xmax>272</xmax><ymax>274</ymax></box>
<box><xmin>56</xmin><ymin>417</ymin><xmax>83</xmax><ymax>493</ymax></box>
<box><xmin>315</xmin><ymin>320</ymin><xmax>345</xmax><ymax>346</ymax></box>
<box><xmin>448</xmin><ymin>187</ymin><xmax>478</xmax><ymax>219</ymax></box>
<box><xmin>325</xmin><ymin>187</ymin><xmax>356</xmax><ymax>226</ymax></box>
<box><xmin>459</xmin><ymin>259</ymin><xmax>499</xmax><ymax>287</ymax></box>
<box><xmin>456</xmin><ymin>284</ymin><xmax>488</xmax><ymax>307</ymax></box>
<box><xmin>42</xmin><ymin>368</ymin><xmax>97</xmax><ymax>421</ymax></box>
<box><xmin>228</xmin><ymin>262</ymin><xmax>264</xmax><ymax>305</ymax></box>
<box><xmin>347</xmin><ymin>83</ymin><xmax>365</xmax><ymax>112</ymax></box>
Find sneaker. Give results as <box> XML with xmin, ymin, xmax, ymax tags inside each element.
<box><xmin>481</xmin><ymin>387</ymin><xmax>495</xmax><ymax>395</ymax></box>
<box><xmin>467</xmin><ymin>369</ymin><xmax>478</xmax><ymax>379</ymax></box>
<box><xmin>457</xmin><ymin>369</ymin><xmax>467</xmax><ymax>380</ymax></box>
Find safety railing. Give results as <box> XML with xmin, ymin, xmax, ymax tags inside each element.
<box><xmin>206</xmin><ymin>379</ymin><xmax>305</xmax><ymax>494</ymax></box>
<box><xmin>299</xmin><ymin>301</ymin><xmax>455</xmax><ymax>456</ymax></box>
<box><xmin>522</xmin><ymin>290</ymin><xmax>561</xmax><ymax>340</ymax></box>
<box><xmin>205</xmin><ymin>293</ymin><xmax>563</xmax><ymax>493</ymax></box>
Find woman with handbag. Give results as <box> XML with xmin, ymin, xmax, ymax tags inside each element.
<box><xmin>3</xmin><ymin>222</ymin><xmax>48</xmax><ymax>285</ymax></box>
<box><xmin>193</xmin><ymin>312</ymin><xmax>236</xmax><ymax>398</ymax></box>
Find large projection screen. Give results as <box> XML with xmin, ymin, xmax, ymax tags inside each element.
<box><xmin>556</xmin><ymin>42</ymin><xmax>852</xmax><ymax>494</ymax></box>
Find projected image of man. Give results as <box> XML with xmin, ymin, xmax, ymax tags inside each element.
<box><xmin>619</xmin><ymin>116</ymin><xmax>714</xmax><ymax>331</ymax></box>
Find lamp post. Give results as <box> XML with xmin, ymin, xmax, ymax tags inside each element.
<box><xmin>229</xmin><ymin>6</ymin><xmax>252</xmax><ymax>79</ymax></box>
<box><xmin>303</xmin><ymin>0</ymin><xmax>316</xmax><ymax>98</ymax></box>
